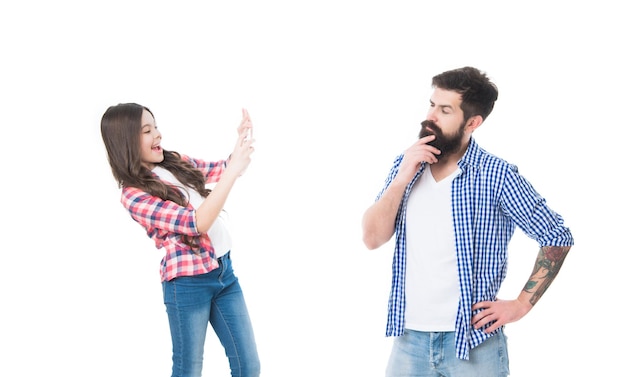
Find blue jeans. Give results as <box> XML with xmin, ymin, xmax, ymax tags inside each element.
<box><xmin>385</xmin><ymin>330</ymin><xmax>509</xmax><ymax>377</ymax></box>
<box><xmin>162</xmin><ymin>252</ymin><xmax>260</xmax><ymax>377</ymax></box>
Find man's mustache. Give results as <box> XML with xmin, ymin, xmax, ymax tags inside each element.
<box><xmin>420</xmin><ymin>120</ymin><xmax>441</xmax><ymax>134</ymax></box>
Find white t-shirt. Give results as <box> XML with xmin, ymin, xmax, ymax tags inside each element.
<box><xmin>152</xmin><ymin>166</ymin><xmax>232</xmax><ymax>257</ymax></box>
<box><xmin>404</xmin><ymin>164</ymin><xmax>461</xmax><ymax>331</ymax></box>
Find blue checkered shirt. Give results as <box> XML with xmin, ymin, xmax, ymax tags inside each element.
<box><xmin>375</xmin><ymin>137</ymin><xmax>573</xmax><ymax>360</ymax></box>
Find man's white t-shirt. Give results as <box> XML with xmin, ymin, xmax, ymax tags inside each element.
<box><xmin>404</xmin><ymin>164</ymin><xmax>461</xmax><ymax>331</ymax></box>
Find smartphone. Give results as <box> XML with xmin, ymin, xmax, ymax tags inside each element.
<box><xmin>245</xmin><ymin>124</ymin><xmax>253</xmax><ymax>142</ymax></box>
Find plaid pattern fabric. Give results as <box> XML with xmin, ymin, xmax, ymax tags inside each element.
<box><xmin>375</xmin><ymin>138</ymin><xmax>573</xmax><ymax>360</ymax></box>
<box><xmin>121</xmin><ymin>155</ymin><xmax>227</xmax><ymax>282</ymax></box>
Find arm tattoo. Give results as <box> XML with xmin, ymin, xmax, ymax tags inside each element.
<box><xmin>524</xmin><ymin>245</ymin><xmax>571</xmax><ymax>305</ymax></box>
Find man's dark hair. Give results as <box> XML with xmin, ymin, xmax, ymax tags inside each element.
<box><xmin>432</xmin><ymin>66</ymin><xmax>499</xmax><ymax>122</ymax></box>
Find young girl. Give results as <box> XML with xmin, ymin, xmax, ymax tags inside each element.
<box><xmin>100</xmin><ymin>103</ymin><xmax>260</xmax><ymax>377</ymax></box>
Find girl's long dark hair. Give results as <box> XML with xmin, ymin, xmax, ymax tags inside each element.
<box><xmin>100</xmin><ymin>102</ymin><xmax>210</xmax><ymax>251</ymax></box>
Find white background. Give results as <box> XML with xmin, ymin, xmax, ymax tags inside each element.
<box><xmin>1</xmin><ymin>1</ymin><xmax>623</xmax><ymax>376</ymax></box>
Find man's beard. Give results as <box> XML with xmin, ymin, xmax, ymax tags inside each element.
<box><xmin>419</xmin><ymin>120</ymin><xmax>465</xmax><ymax>160</ymax></box>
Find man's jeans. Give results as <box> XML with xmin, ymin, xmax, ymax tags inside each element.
<box><xmin>386</xmin><ymin>329</ymin><xmax>509</xmax><ymax>377</ymax></box>
<box><xmin>162</xmin><ymin>252</ymin><xmax>260</xmax><ymax>377</ymax></box>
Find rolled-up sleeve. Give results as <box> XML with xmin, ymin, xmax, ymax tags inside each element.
<box><xmin>121</xmin><ymin>187</ymin><xmax>199</xmax><ymax>238</ymax></box>
<box><xmin>501</xmin><ymin>166</ymin><xmax>574</xmax><ymax>247</ymax></box>
<box><xmin>182</xmin><ymin>155</ymin><xmax>227</xmax><ymax>184</ymax></box>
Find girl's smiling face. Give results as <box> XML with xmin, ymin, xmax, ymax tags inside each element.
<box><xmin>140</xmin><ymin>109</ymin><xmax>163</xmax><ymax>170</ymax></box>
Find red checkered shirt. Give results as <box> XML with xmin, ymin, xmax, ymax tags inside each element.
<box><xmin>120</xmin><ymin>155</ymin><xmax>227</xmax><ymax>282</ymax></box>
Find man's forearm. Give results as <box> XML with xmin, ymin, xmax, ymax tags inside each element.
<box><xmin>524</xmin><ymin>245</ymin><xmax>571</xmax><ymax>305</ymax></box>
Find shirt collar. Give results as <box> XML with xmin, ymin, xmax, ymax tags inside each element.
<box><xmin>458</xmin><ymin>137</ymin><xmax>483</xmax><ymax>171</ymax></box>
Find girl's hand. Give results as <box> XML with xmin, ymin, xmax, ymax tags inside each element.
<box><xmin>228</xmin><ymin>108</ymin><xmax>255</xmax><ymax>177</ymax></box>
<box><xmin>237</xmin><ymin>108</ymin><xmax>253</xmax><ymax>141</ymax></box>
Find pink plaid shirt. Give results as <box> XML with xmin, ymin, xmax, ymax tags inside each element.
<box><xmin>121</xmin><ymin>155</ymin><xmax>227</xmax><ymax>282</ymax></box>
